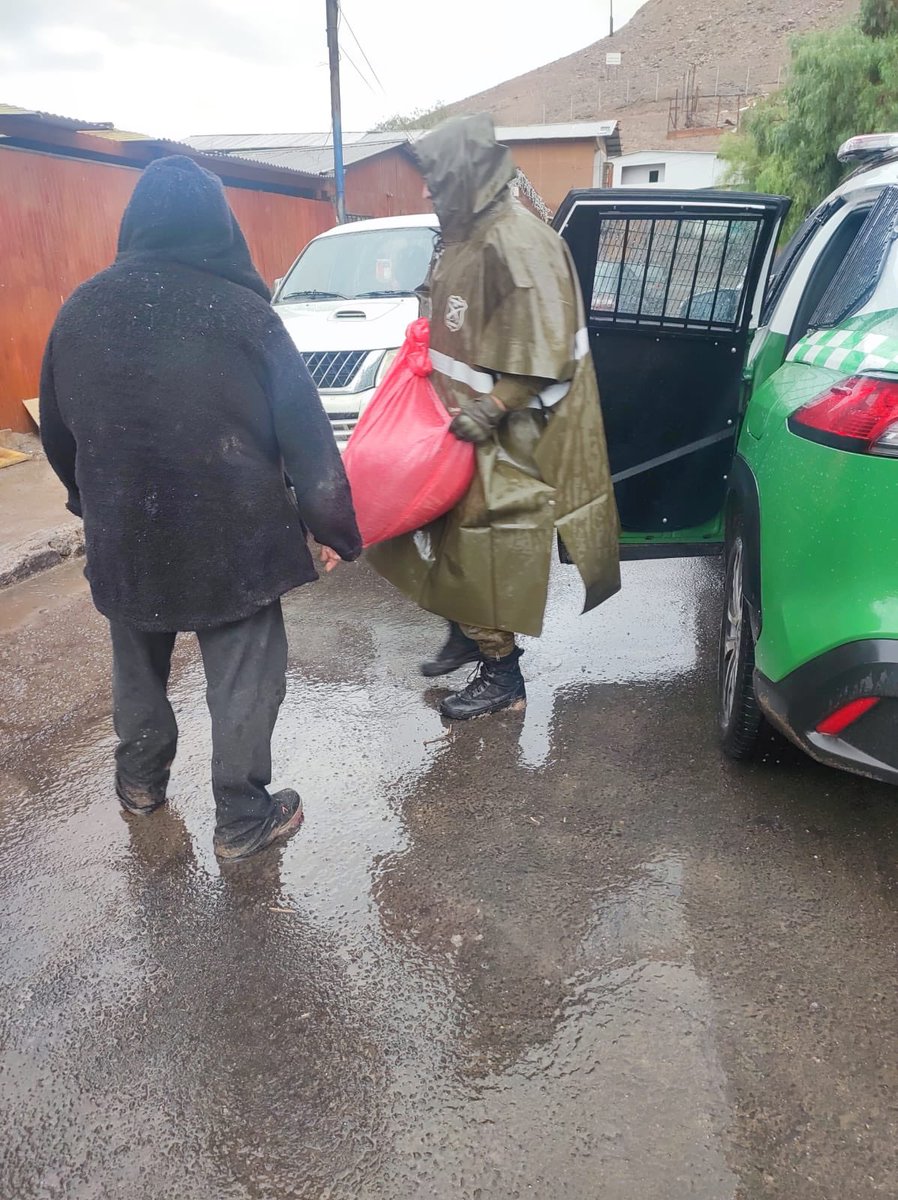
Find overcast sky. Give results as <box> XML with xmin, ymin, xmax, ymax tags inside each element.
<box><xmin>0</xmin><ymin>0</ymin><xmax>649</xmax><ymax>139</ymax></box>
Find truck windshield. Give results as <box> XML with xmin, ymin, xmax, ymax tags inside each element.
<box><xmin>276</xmin><ymin>226</ymin><xmax>438</xmax><ymax>303</ymax></box>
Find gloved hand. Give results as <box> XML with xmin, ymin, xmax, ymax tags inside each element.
<box><xmin>449</xmin><ymin>395</ymin><xmax>506</xmax><ymax>444</ymax></box>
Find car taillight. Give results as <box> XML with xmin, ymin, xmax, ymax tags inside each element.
<box><xmin>816</xmin><ymin>697</ymin><xmax>880</xmax><ymax>736</ymax></box>
<box><xmin>788</xmin><ymin>375</ymin><xmax>898</xmax><ymax>455</ymax></box>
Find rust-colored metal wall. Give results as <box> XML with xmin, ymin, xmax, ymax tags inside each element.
<box><xmin>508</xmin><ymin>141</ymin><xmax>597</xmax><ymax>213</ymax></box>
<box><xmin>345</xmin><ymin>149</ymin><xmax>428</xmax><ymax>219</ymax></box>
<box><xmin>226</xmin><ymin>187</ymin><xmax>333</xmax><ymax>282</ymax></box>
<box><xmin>0</xmin><ymin>146</ymin><xmax>335</xmax><ymax>433</ymax></box>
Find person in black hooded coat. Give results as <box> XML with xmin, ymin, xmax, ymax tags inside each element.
<box><xmin>40</xmin><ymin>155</ymin><xmax>362</xmax><ymax>861</ymax></box>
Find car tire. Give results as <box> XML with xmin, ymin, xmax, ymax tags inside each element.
<box><xmin>718</xmin><ymin>516</ymin><xmax>765</xmax><ymax>760</ymax></box>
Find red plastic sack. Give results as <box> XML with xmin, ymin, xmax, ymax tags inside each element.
<box><xmin>343</xmin><ymin>318</ymin><xmax>476</xmax><ymax>547</ymax></box>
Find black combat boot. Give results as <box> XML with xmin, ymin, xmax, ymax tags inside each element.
<box><xmin>419</xmin><ymin>621</ymin><xmax>481</xmax><ymax>678</ymax></box>
<box><xmin>439</xmin><ymin>648</ymin><xmax>526</xmax><ymax>720</ymax></box>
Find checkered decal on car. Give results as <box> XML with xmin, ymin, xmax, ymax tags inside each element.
<box><xmin>788</xmin><ymin>313</ymin><xmax>898</xmax><ymax>376</ymax></box>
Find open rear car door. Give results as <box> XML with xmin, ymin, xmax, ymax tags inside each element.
<box><xmin>554</xmin><ymin>190</ymin><xmax>790</xmax><ymax>556</ymax></box>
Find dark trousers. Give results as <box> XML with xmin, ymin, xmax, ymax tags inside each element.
<box><xmin>110</xmin><ymin>600</ymin><xmax>288</xmax><ymax>845</ymax></box>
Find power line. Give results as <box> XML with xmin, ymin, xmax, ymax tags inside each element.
<box><xmin>339</xmin><ymin>6</ymin><xmax>386</xmax><ymax>95</ymax></box>
<box><xmin>340</xmin><ymin>41</ymin><xmax>379</xmax><ymax>95</ymax></box>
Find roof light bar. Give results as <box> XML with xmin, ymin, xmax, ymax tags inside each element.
<box><xmin>838</xmin><ymin>133</ymin><xmax>898</xmax><ymax>164</ymax></box>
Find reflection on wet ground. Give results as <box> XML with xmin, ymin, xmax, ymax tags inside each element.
<box><xmin>2</xmin><ymin>557</ymin><xmax>898</xmax><ymax>1198</ymax></box>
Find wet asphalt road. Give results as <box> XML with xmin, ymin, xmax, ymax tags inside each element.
<box><xmin>2</xmin><ymin>555</ymin><xmax>898</xmax><ymax>1200</ymax></box>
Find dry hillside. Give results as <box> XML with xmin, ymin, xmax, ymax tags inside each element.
<box><xmin>448</xmin><ymin>0</ymin><xmax>861</xmax><ymax>152</ymax></box>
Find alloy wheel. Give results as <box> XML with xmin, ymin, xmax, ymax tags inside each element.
<box><xmin>721</xmin><ymin>536</ymin><xmax>744</xmax><ymax>729</ymax></box>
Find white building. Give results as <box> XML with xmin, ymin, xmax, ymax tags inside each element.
<box><xmin>608</xmin><ymin>150</ymin><xmax>725</xmax><ymax>190</ymax></box>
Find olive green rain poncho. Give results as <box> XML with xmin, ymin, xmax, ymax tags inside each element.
<box><xmin>367</xmin><ymin>114</ymin><xmax>620</xmax><ymax>637</ymax></box>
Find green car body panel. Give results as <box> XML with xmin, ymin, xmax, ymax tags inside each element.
<box><xmin>744</xmin><ymin>327</ymin><xmax>790</xmax><ymax>400</ymax></box>
<box><xmin>619</xmin><ymin>514</ymin><xmax>723</xmax><ymax>552</ymax></box>
<box><xmin>556</xmin><ymin>170</ymin><xmax>898</xmax><ymax>783</ymax></box>
<box><xmin>738</xmin><ymin>309</ymin><xmax>898</xmax><ymax>684</ymax></box>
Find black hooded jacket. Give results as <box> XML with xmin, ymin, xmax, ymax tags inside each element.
<box><xmin>40</xmin><ymin>156</ymin><xmax>361</xmax><ymax>632</ymax></box>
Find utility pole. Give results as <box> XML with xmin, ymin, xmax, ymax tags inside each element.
<box><xmin>325</xmin><ymin>0</ymin><xmax>346</xmax><ymax>224</ymax></box>
<box><xmin>609</xmin><ymin>0</ymin><xmax>614</xmax><ymax>37</ymax></box>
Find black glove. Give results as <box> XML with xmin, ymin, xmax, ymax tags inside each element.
<box><xmin>449</xmin><ymin>396</ymin><xmax>506</xmax><ymax>444</ymax></box>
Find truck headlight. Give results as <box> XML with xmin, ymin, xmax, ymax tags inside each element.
<box><xmin>375</xmin><ymin>347</ymin><xmax>400</xmax><ymax>387</ymax></box>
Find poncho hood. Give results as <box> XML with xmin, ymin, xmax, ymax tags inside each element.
<box><xmin>415</xmin><ymin>114</ymin><xmax>516</xmax><ymax>241</ymax></box>
<box><xmin>117</xmin><ymin>155</ymin><xmax>270</xmax><ymax>300</ymax></box>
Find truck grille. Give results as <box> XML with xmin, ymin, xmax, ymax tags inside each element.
<box><xmin>303</xmin><ymin>350</ymin><xmax>367</xmax><ymax>390</ymax></box>
<box><xmin>330</xmin><ymin>417</ymin><xmax>358</xmax><ymax>449</ymax></box>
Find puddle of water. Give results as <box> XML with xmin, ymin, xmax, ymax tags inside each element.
<box><xmin>0</xmin><ymin>555</ymin><xmax>737</xmax><ymax>1199</ymax></box>
<box><xmin>0</xmin><ymin>560</ymin><xmax>87</xmax><ymax>632</ymax></box>
<box><xmin>518</xmin><ymin>557</ymin><xmax>713</xmax><ymax>769</ymax></box>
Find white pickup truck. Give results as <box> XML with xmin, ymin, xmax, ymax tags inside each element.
<box><xmin>272</xmin><ymin>213</ymin><xmax>439</xmax><ymax>447</ymax></box>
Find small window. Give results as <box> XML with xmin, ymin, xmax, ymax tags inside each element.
<box><xmin>590</xmin><ymin>214</ymin><xmax>763</xmax><ymax>330</ymax></box>
<box><xmin>621</xmin><ymin>162</ymin><xmax>665</xmax><ymax>186</ymax></box>
<box><xmin>808</xmin><ymin>185</ymin><xmax>898</xmax><ymax>331</ymax></box>
<box><xmin>786</xmin><ymin>206</ymin><xmax>870</xmax><ymax>349</ymax></box>
<box><xmin>759</xmin><ymin>196</ymin><xmax>845</xmax><ymax>327</ymax></box>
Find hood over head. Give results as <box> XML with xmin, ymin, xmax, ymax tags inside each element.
<box><xmin>117</xmin><ymin>155</ymin><xmax>270</xmax><ymax>300</ymax></box>
<box><xmin>414</xmin><ymin>114</ymin><xmax>515</xmax><ymax>241</ymax></box>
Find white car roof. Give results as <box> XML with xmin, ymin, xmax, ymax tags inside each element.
<box><xmin>315</xmin><ymin>212</ymin><xmax>439</xmax><ymax>238</ymax></box>
<box><xmin>834</xmin><ymin>158</ymin><xmax>898</xmax><ymax>201</ymax></box>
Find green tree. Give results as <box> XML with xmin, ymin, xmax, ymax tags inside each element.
<box><xmin>373</xmin><ymin>103</ymin><xmax>450</xmax><ymax>133</ymax></box>
<box><xmin>721</xmin><ymin>2</ymin><xmax>898</xmax><ymax>234</ymax></box>
<box><xmin>860</xmin><ymin>0</ymin><xmax>898</xmax><ymax>39</ymax></box>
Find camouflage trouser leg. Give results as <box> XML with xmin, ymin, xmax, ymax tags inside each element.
<box><xmin>460</xmin><ymin>624</ymin><xmax>516</xmax><ymax>660</ymax></box>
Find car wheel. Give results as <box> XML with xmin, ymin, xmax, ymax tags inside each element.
<box><xmin>718</xmin><ymin>517</ymin><xmax>765</xmax><ymax>759</ymax></box>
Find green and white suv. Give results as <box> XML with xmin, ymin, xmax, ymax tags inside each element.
<box><xmin>557</xmin><ymin>133</ymin><xmax>898</xmax><ymax>784</ymax></box>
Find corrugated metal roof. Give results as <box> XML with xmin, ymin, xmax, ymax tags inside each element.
<box><xmin>133</xmin><ymin>139</ymin><xmax>330</xmax><ymax>182</ymax></box>
<box><xmin>0</xmin><ymin>102</ymin><xmax>113</xmax><ymax>132</ymax></box>
<box><xmin>187</xmin><ymin>131</ymin><xmax>372</xmax><ymax>153</ymax></box>
<box><xmin>496</xmin><ymin>120</ymin><xmax>619</xmax><ymax>141</ymax></box>
<box><xmin>223</xmin><ymin>137</ymin><xmax>410</xmax><ymax>176</ymax></box>
<box><xmin>496</xmin><ymin>120</ymin><xmax>622</xmax><ymax>158</ymax></box>
<box><xmin>0</xmin><ymin>103</ymin><xmax>329</xmax><ymax>191</ymax></box>
<box><xmin>90</xmin><ymin>128</ymin><xmax>156</xmax><ymax>142</ymax></box>
<box><xmin>188</xmin><ymin>122</ymin><xmax>623</xmax><ymax>167</ymax></box>
<box><xmin>0</xmin><ymin>106</ymin><xmax>200</xmax><ymax>148</ymax></box>
<box><xmin>186</xmin><ymin>130</ymin><xmax>413</xmax><ymax>162</ymax></box>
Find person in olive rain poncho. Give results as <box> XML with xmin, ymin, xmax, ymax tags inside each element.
<box><xmin>366</xmin><ymin>115</ymin><xmax>620</xmax><ymax>720</ymax></box>
<box><xmin>40</xmin><ymin>156</ymin><xmax>361</xmax><ymax>861</ymax></box>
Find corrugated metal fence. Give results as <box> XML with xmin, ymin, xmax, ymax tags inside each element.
<box><xmin>0</xmin><ymin>146</ymin><xmax>335</xmax><ymax>432</ymax></box>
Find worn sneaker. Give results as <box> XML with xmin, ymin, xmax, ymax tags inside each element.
<box><xmin>115</xmin><ymin>774</ymin><xmax>168</xmax><ymax>816</ymax></box>
<box><xmin>214</xmin><ymin>789</ymin><xmax>304</xmax><ymax>862</ymax></box>
<box><xmin>420</xmin><ymin>622</ymin><xmax>481</xmax><ymax>678</ymax></box>
<box><xmin>439</xmin><ymin>648</ymin><xmax>526</xmax><ymax>720</ymax></box>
